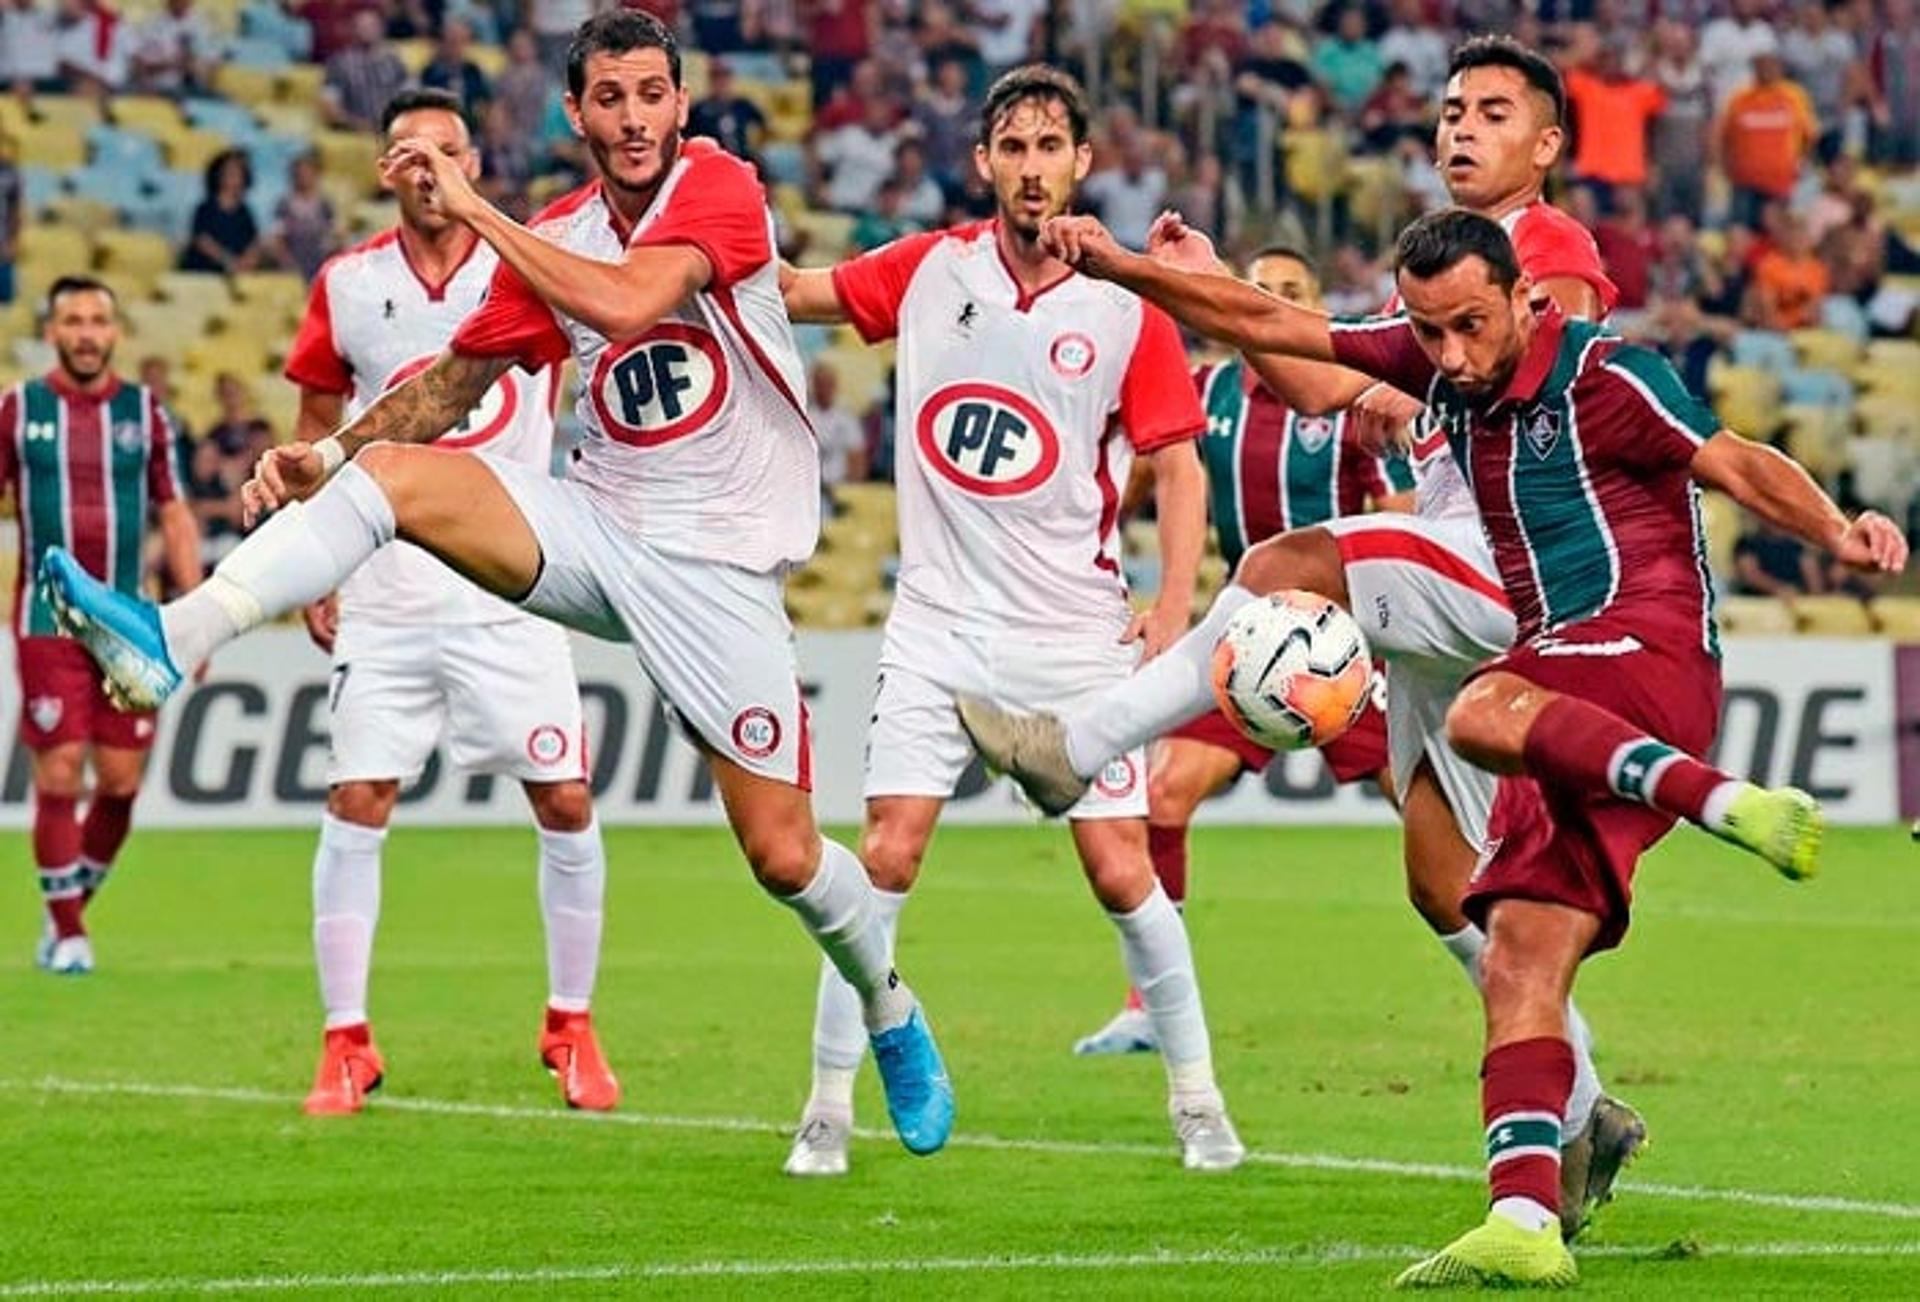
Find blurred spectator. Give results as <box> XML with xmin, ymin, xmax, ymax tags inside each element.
<box><xmin>383</xmin><ymin>0</ymin><xmax>440</xmax><ymax>41</ymax></box>
<box><xmin>914</xmin><ymin>56</ymin><xmax>976</xmax><ymax>190</ymax></box>
<box><xmin>1394</xmin><ymin>132</ymin><xmax>1450</xmax><ymax>213</ymax></box>
<box><xmin>871</xmin><ymin>0</ymin><xmax>923</xmax><ymax>99</ymax></box>
<box><xmin>972</xmin><ymin>0</ymin><xmax>1046</xmax><ymax>79</ymax></box>
<box><xmin>687</xmin><ymin>58</ymin><xmax>767</xmax><ymax>165</ymax></box>
<box><xmin>808</xmin><ymin>361</ymin><xmax>868</xmax><ymax>514</ymax></box>
<box><xmin>0</xmin><ymin>133</ymin><xmax>18</xmax><ymax>306</ymax></box>
<box><xmin>891</xmin><ymin>140</ymin><xmax>945</xmax><ymax>226</ymax></box>
<box><xmin>184</xmin><ymin>432</ymin><xmax>257</xmax><ymax>564</ymax></box>
<box><xmin>1595</xmin><ymin>186</ymin><xmax>1658</xmax><ymax>309</ymax></box>
<box><xmin>849</xmin><ymin>177</ymin><xmax>919</xmax><ymax>251</ymax></box>
<box><xmin>202</xmin><ymin>372</ymin><xmax>271</xmax><ymax>459</ymax></box>
<box><xmin>323</xmin><ymin>9</ymin><xmax>409</xmax><ymax>133</ymax></box>
<box><xmin>1233</xmin><ymin>20</ymin><xmax>1313</xmax><ymax>193</ymax></box>
<box><xmin>1818</xmin><ymin>184</ymin><xmax>1887</xmax><ymax>302</ymax></box>
<box><xmin>1312</xmin><ymin>6</ymin><xmax>1384</xmax><ymax>116</ymax></box>
<box><xmin>1733</xmin><ymin>516</ymin><xmax>1822</xmax><ymax>596</ymax></box>
<box><xmin>814</xmin><ymin>94</ymin><xmax>911</xmax><ymax>213</ymax></box>
<box><xmin>2</xmin><ymin>0</ymin><xmax>61</xmax><ymax>96</ymax></box>
<box><xmin>1082</xmin><ymin>137</ymin><xmax>1167</xmax><ymax>249</ymax></box>
<box><xmin>1323</xmin><ymin>243</ymin><xmax>1392</xmax><ymax>315</ymax></box>
<box><xmin>137</xmin><ymin>356</ymin><xmax>190</xmax><ymax>458</ymax></box>
<box><xmin>179</xmin><ymin>149</ymin><xmax>267</xmax><ymax>275</ymax></box>
<box><xmin>527</xmin><ymin>0</ymin><xmax>597</xmax><ymax>80</ymax></box>
<box><xmin>130</xmin><ymin>0</ymin><xmax>218</xmax><ymax>97</ymax></box>
<box><xmin>1647</xmin><ymin>213</ymin><xmax>1711</xmax><ymax>303</ymax></box>
<box><xmin>1746</xmin><ymin>212</ymin><xmax>1828</xmax><ymax>330</ymax></box>
<box><xmin>1867</xmin><ymin>0</ymin><xmax>1920</xmax><ymax>165</ymax></box>
<box><xmin>479</xmin><ymin>99</ymin><xmax>538</xmax><ymax>205</ymax></box>
<box><xmin>915</xmin><ymin>3</ymin><xmax>981</xmax><ymax>87</ymax></box>
<box><xmin>1564</xmin><ymin>44</ymin><xmax>1666</xmax><ymax>201</ymax></box>
<box><xmin>420</xmin><ymin>18</ymin><xmax>493</xmax><ymax>121</ymax></box>
<box><xmin>290</xmin><ymin>0</ymin><xmax>383</xmax><ymax>64</ymax></box>
<box><xmin>1377</xmin><ymin>0</ymin><xmax>1449</xmax><ymax>99</ymax></box>
<box><xmin>807</xmin><ymin>0</ymin><xmax>874</xmax><ymax>109</ymax></box>
<box><xmin>494</xmin><ymin>29</ymin><xmax>553</xmax><ymax>144</ymax></box>
<box><xmin>55</xmin><ymin>0</ymin><xmax>130</xmax><ymax>96</ymax></box>
<box><xmin>1165</xmin><ymin>148</ymin><xmax>1222</xmax><ymax>240</ymax></box>
<box><xmin>690</xmin><ymin>0</ymin><xmax>753</xmax><ymax>52</ymax></box>
<box><xmin>1699</xmin><ymin>0</ymin><xmax>1779</xmax><ymax>111</ymax></box>
<box><xmin>1177</xmin><ymin>0</ymin><xmax>1249</xmax><ymax>83</ymax></box>
<box><xmin>1649</xmin><ymin>21</ymin><xmax>1712</xmax><ymax>220</ymax></box>
<box><xmin>1719</xmin><ymin>53</ymin><xmax>1817</xmax><ymax>229</ymax></box>
<box><xmin>816</xmin><ymin>60</ymin><xmax>894</xmax><ymax>132</ymax></box>
<box><xmin>269</xmin><ymin>153</ymin><xmax>338</xmax><ymax>281</ymax></box>
<box><xmin>1779</xmin><ymin>2</ymin><xmax>1860</xmax><ymax>164</ymax></box>
<box><xmin>1358</xmin><ymin>61</ymin><xmax>1426</xmax><ymax>154</ymax></box>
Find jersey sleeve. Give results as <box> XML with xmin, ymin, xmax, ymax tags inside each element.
<box><xmin>145</xmin><ymin>389</ymin><xmax>181</xmax><ymax>507</ymax></box>
<box><xmin>283</xmin><ymin>258</ymin><xmax>354</xmax><ymax>395</ymax></box>
<box><xmin>828</xmin><ymin>228</ymin><xmax>946</xmax><ymax>343</ymax></box>
<box><xmin>633</xmin><ymin>146</ymin><xmax>773</xmax><ymax>290</ymax></box>
<box><xmin>1513</xmin><ymin>207</ymin><xmax>1620</xmax><ymax>316</ymax></box>
<box><xmin>1596</xmin><ymin>344</ymin><xmax>1722</xmax><ymax>471</ymax></box>
<box><xmin>449</xmin><ymin>258</ymin><xmax>573</xmax><ymax>370</ymax></box>
<box><xmin>1328</xmin><ymin>314</ymin><xmax>1437</xmax><ymax>397</ymax></box>
<box><xmin>1119</xmin><ymin>303</ymin><xmax>1205</xmax><ymax>453</ymax></box>
<box><xmin>0</xmin><ymin>387</ymin><xmax>18</xmax><ymax>495</ymax></box>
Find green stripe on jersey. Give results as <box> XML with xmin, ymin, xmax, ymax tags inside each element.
<box><xmin>19</xmin><ymin>381</ymin><xmax>67</xmax><ymax>636</ymax></box>
<box><xmin>108</xmin><ymin>384</ymin><xmax>149</xmax><ymax>598</ymax></box>
<box><xmin>1200</xmin><ymin>360</ymin><xmax>1248</xmax><ymax>566</ymax></box>
<box><xmin>1283</xmin><ymin>410</ymin><xmax>1335</xmax><ymax>526</ymax></box>
<box><xmin>1511</xmin><ymin>323</ymin><xmax>1615</xmax><ymax>630</ymax></box>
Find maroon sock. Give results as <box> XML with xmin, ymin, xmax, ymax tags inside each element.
<box><xmin>1481</xmin><ymin>1036</ymin><xmax>1574</xmax><ymax>1214</ymax></box>
<box><xmin>33</xmin><ymin>792</ymin><xmax>84</xmax><ymax>939</ymax></box>
<box><xmin>1523</xmin><ymin>695</ymin><xmax>1735</xmax><ymax>827</ymax></box>
<box><xmin>78</xmin><ymin>794</ymin><xmax>135</xmax><ymax>900</ymax></box>
<box><xmin>1147</xmin><ymin>824</ymin><xmax>1189</xmax><ymax>907</ymax></box>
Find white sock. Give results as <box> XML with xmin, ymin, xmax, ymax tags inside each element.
<box><xmin>1700</xmin><ymin>780</ymin><xmax>1744</xmax><ymax>834</ymax></box>
<box><xmin>1440</xmin><ymin>923</ymin><xmax>1605</xmax><ymax>1134</ymax></box>
<box><xmin>538</xmin><ymin>818</ymin><xmax>605</xmax><ymax>1012</ymax></box>
<box><xmin>1491</xmin><ymin>1195</ymin><xmax>1557</xmax><ymax>1233</ymax></box>
<box><xmin>163</xmin><ymin>464</ymin><xmax>397</xmax><ymax>669</ymax></box>
<box><xmin>1063</xmin><ymin>584</ymin><xmax>1254</xmax><ymax>777</ymax></box>
<box><xmin>808</xmin><ymin>888</ymin><xmax>907</xmax><ymax>1111</ymax></box>
<box><xmin>1110</xmin><ymin>883</ymin><xmax>1217</xmax><ymax>1102</ymax></box>
<box><xmin>312</xmin><ymin>813</ymin><xmax>386</xmax><ymax>1029</ymax></box>
<box><xmin>773</xmin><ymin>838</ymin><xmax>914</xmax><ymax>1033</ymax></box>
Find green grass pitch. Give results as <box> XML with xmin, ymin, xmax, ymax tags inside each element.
<box><xmin>2</xmin><ymin>823</ymin><xmax>1916</xmax><ymax>1297</ymax></box>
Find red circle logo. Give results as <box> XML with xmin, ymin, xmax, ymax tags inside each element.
<box><xmin>526</xmin><ymin>725</ymin><xmax>570</xmax><ymax>766</ymax></box>
<box><xmin>589</xmin><ymin>323</ymin><xmax>730</xmax><ymax>447</ymax></box>
<box><xmin>731</xmin><ymin>707</ymin><xmax>781</xmax><ymax>759</ymax></box>
<box><xmin>384</xmin><ymin>354</ymin><xmax>520</xmax><ymax>449</ymax></box>
<box><xmin>914</xmin><ymin>382</ymin><xmax>1062</xmax><ymax>498</ymax></box>
<box><xmin>1093</xmin><ymin>755</ymin><xmax>1138</xmax><ymax>799</ymax></box>
<box><xmin>1050</xmin><ymin>332</ymin><xmax>1096</xmax><ymax>378</ymax></box>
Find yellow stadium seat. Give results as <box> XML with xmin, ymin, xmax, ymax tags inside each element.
<box><xmin>276</xmin><ymin>65</ymin><xmax>326</xmax><ymax>106</ymax></box>
<box><xmin>15</xmin><ymin>122</ymin><xmax>86</xmax><ymax>170</ymax></box>
<box><xmin>1788</xmin><ymin>328</ymin><xmax>1863</xmax><ymax>372</ymax></box>
<box><xmin>1791</xmin><ymin>595</ymin><xmax>1876</xmax><ymax>636</ymax></box>
<box><xmin>816</xmin><ymin>345</ymin><xmax>889</xmax><ymax>416</ymax></box>
<box><xmin>26</xmin><ymin>95</ymin><xmax>101</xmax><ymax>133</ymax></box>
<box><xmin>390</xmin><ymin>39</ymin><xmax>434</xmax><ymax>76</ymax></box>
<box><xmin>351</xmin><ymin>198</ymin><xmax>401</xmax><ymax>236</ymax></box>
<box><xmin>1869</xmin><ymin>596</ymin><xmax>1920</xmax><ymax>638</ymax></box>
<box><xmin>1714</xmin><ymin>594</ymin><xmax>1796</xmax><ymax>636</ymax></box>
<box><xmin>164</xmin><ymin>126</ymin><xmax>234</xmax><ymax>175</ymax></box>
<box><xmin>1863</xmin><ymin>339</ymin><xmax>1920</xmax><ymax>371</ymax></box>
<box><xmin>159</xmin><ymin>270</ymin><xmax>236</xmax><ymax>319</ymax></box>
<box><xmin>1857</xmin><ymin>393</ymin><xmax>1920</xmax><ymax>441</ymax></box>
<box><xmin>1708</xmin><ymin>365</ymin><xmax>1782</xmax><ymax>436</ymax></box>
<box><xmin>94</xmin><ymin>228</ymin><xmax>177</xmax><ymax>298</ymax></box>
<box><xmin>213</xmin><ymin>63</ymin><xmax>279</xmax><ymax>107</ymax></box>
<box><xmin>1697</xmin><ymin>490</ymin><xmax>1740</xmax><ymax>583</ymax></box>
<box><xmin>253</xmin><ymin>381</ymin><xmax>303</xmax><ymax>443</ymax></box>
<box><xmin>1283</xmin><ymin>129</ymin><xmax>1349</xmax><ymax>204</ymax></box>
<box><xmin>185</xmin><ymin>329</ymin><xmax>273</xmax><ymax>381</ymax></box>
<box><xmin>1780</xmin><ymin>406</ymin><xmax>1851</xmax><ymax>481</ymax></box>
<box><xmin>110</xmin><ymin>95</ymin><xmax>187</xmax><ymax>136</ymax></box>
<box><xmin>790</xmin><ymin>209</ymin><xmax>854</xmax><ymax>262</ymax></box>
<box><xmin>0</xmin><ymin>96</ymin><xmax>29</xmax><ymax>137</ymax></box>
<box><xmin>314</xmin><ymin>131</ymin><xmax>382</xmax><ymax>199</ymax></box>
<box><xmin>255</xmin><ymin>103</ymin><xmax>320</xmax><ymax>139</ymax></box>
<box><xmin>469</xmin><ymin>44</ymin><xmax>507</xmax><ymax>79</ymax></box>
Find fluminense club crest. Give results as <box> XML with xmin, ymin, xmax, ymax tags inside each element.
<box><xmin>1519</xmin><ymin>405</ymin><xmax>1561</xmax><ymax>459</ymax></box>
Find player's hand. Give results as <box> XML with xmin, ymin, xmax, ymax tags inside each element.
<box><xmin>1123</xmin><ymin>601</ymin><xmax>1188</xmax><ymax>663</ymax></box>
<box><xmin>1348</xmin><ymin>382</ymin><xmax>1424</xmax><ymax>455</ymax></box>
<box><xmin>1145</xmin><ymin>210</ymin><xmax>1226</xmax><ymax>275</ymax></box>
<box><xmin>1832</xmin><ymin>511</ymin><xmax>1909</xmax><ymax>574</ymax></box>
<box><xmin>302</xmin><ymin>594</ymin><xmax>340</xmax><ymax>654</ymax></box>
<box><xmin>380</xmin><ymin>137</ymin><xmax>483</xmax><ymax>225</ymax></box>
<box><xmin>1041</xmin><ymin>214</ymin><xmax>1127</xmax><ymax>278</ymax></box>
<box><xmin>241</xmin><ymin>443</ymin><xmax>327</xmax><ymax>527</ymax></box>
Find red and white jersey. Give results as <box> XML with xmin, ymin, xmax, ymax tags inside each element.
<box><xmin>448</xmin><ymin>139</ymin><xmax>817</xmax><ymax>574</ymax></box>
<box><xmin>1379</xmin><ymin>199</ymin><xmax>1618</xmax><ymax>524</ymax></box>
<box><xmin>833</xmin><ymin>220</ymin><xmax>1204</xmax><ymax>636</ymax></box>
<box><xmin>287</xmin><ymin>230</ymin><xmax>558</xmax><ymax>625</ymax></box>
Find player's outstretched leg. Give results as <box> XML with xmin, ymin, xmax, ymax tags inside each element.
<box><xmin>305</xmin><ymin>811</ymin><xmax>389</xmax><ymax>1116</ymax></box>
<box><xmin>1451</xmin><ymin>677</ymin><xmax>1824</xmax><ymax>881</ymax></box>
<box><xmin>531</xmin><ymin>785</ymin><xmax>619</xmax><ymax>1112</ymax></box>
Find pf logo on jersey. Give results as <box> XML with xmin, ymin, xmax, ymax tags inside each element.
<box><xmin>915</xmin><ymin>382</ymin><xmax>1062</xmax><ymax>498</ymax></box>
<box><xmin>385</xmin><ymin>354</ymin><xmax>520</xmax><ymax>449</ymax></box>
<box><xmin>590</xmin><ymin>322</ymin><xmax>730</xmax><ymax>448</ymax></box>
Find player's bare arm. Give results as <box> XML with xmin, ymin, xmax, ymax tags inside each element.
<box><xmin>293</xmin><ymin>388</ymin><xmax>347</xmax><ymax>650</ymax></box>
<box><xmin>780</xmin><ymin>262</ymin><xmax>849</xmax><ymax>324</ymax></box>
<box><xmin>1128</xmin><ymin>442</ymin><xmax>1205</xmax><ymax>660</ymax></box>
<box><xmin>1690</xmin><ymin>431</ymin><xmax>1909</xmax><ymax>574</ymax></box>
<box><xmin>243</xmin><ymin>352</ymin><xmax>511</xmax><ymax>523</ymax></box>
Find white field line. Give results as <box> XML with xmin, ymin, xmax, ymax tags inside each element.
<box><xmin>5</xmin><ymin>1242</ymin><xmax>1920</xmax><ymax>1298</ymax></box>
<box><xmin>9</xmin><ymin>1076</ymin><xmax>1920</xmax><ymax>1224</ymax></box>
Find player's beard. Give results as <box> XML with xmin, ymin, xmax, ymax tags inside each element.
<box><xmin>998</xmin><ymin>179</ymin><xmax>1069</xmax><ymax>248</ymax></box>
<box><xmin>56</xmin><ymin>341</ymin><xmax>112</xmax><ymax>385</ymax></box>
<box><xmin>593</xmin><ymin>125</ymin><xmax>680</xmax><ymax>204</ymax></box>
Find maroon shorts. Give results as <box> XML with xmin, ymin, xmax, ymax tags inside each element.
<box><xmin>1168</xmin><ymin>697</ymin><xmax>1389</xmax><ymax>785</ymax></box>
<box><xmin>15</xmin><ymin>636</ymin><xmax>159</xmax><ymax>752</ymax></box>
<box><xmin>1461</xmin><ymin>614</ymin><xmax>1723</xmax><ymax>953</ymax></box>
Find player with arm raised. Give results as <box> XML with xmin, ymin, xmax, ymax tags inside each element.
<box><xmin>773</xmin><ymin>65</ymin><xmax>1243</xmax><ymax>1178</ymax></box>
<box><xmin>283</xmin><ymin>88</ymin><xmax>612</xmax><ymax>1117</ymax></box>
<box><xmin>40</xmin><ymin>11</ymin><xmax>953</xmax><ymax>1159</ymax></box>
<box><xmin>1074</xmin><ymin>243</ymin><xmax>1413</xmax><ymax>1057</ymax></box>
<box><xmin>963</xmin><ymin>37</ymin><xmax>1640</xmax><ymax>1235</ymax></box>
<box><xmin>1055</xmin><ymin>205</ymin><xmax>1904</xmax><ymax>1286</ymax></box>
<box><xmin>2</xmin><ymin>276</ymin><xmax>201</xmax><ymax>976</ymax></box>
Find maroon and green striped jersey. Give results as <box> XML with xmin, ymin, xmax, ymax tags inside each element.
<box><xmin>0</xmin><ymin>373</ymin><xmax>181</xmax><ymax>638</ymax></box>
<box><xmin>1330</xmin><ymin>307</ymin><xmax>1721</xmax><ymax>658</ymax></box>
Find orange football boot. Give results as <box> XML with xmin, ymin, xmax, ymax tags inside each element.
<box><xmin>302</xmin><ymin>1023</ymin><xmax>386</xmax><ymax>1116</ymax></box>
<box><xmin>539</xmin><ymin>1007</ymin><xmax>620</xmax><ymax>1111</ymax></box>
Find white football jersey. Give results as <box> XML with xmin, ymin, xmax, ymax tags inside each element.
<box><xmin>833</xmin><ymin>221</ymin><xmax>1204</xmax><ymax>636</ymax></box>
<box><xmin>449</xmin><ymin>140</ymin><xmax>817</xmax><ymax>574</ymax></box>
<box><xmin>287</xmin><ymin>231</ymin><xmax>557</xmax><ymax>624</ymax></box>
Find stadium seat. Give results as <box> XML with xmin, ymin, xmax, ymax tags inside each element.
<box><xmin>1780</xmin><ymin>406</ymin><xmax>1850</xmax><ymax>482</ymax></box>
<box><xmin>275</xmin><ymin>64</ymin><xmax>326</xmax><ymax>106</ymax></box>
<box><xmin>390</xmin><ymin>39</ymin><xmax>435</xmax><ymax>76</ymax></box>
<box><xmin>1283</xmin><ymin>129</ymin><xmax>1349</xmax><ymax>205</ymax></box>
<box><xmin>186</xmin><ymin>98</ymin><xmax>268</xmax><ymax>142</ymax></box>
<box><xmin>313</xmin><ymin>132</ymin><xmax>382</xmax><ymax>200</ymax></box>
<box><xmin>226</xmin><ymin>35</ymin><xmax>293</xmax><ymax>70</ymax></box>
<box><xmin>1707</xmin><ymin>365</ymin><xmax>1782</xmax><ymax>436</ymax></box>
<box><xmin>163</xmin><ymin>127</ymin><xmax>236</xmax><ymax>175</ymax></box>
<box><xmin>1788</xmin><ymin>328</ymin><xmax>1863</xmax><ymax>372</ymax></box>
<box><xmin>816</xmin><ymin>344</ymin><xmax>889</xmax><ymax>415</ymax></box>
<box><xmin>1729</xmin><ymin>330</ymin><xmax>1795</xmax><ymax>373</ymax></box>
<box><xmin>86</xmin><ymin>125</ymin><xmax>167</xmax><ymax>176</ymax></box>
<box><xmin>94</xmin><ymin>229</ymin><xmax>178</xmax><ymax>298</ymax></box>
<box><xmin>212</xmin><ymin>63</ymin><xmax>280</xmax><ymax>107</ymax></box>
<box><xmin>15</xmin><ymin>123</ymin><xmax>88</xmax><ymax>171</ymax></box>
<box><xmin>1697</xmin><ymin>490</ymin><xmax>1741</xmax><ymax>580</ymax></box>
<box><xmin>26</xmin><ymin>95</ymin><xmax>102</xmax><ymax>133</ymax></box>
<box><xmin>1779</xmin><ymin>367</ymin><xmax>1852</xmax><ymax>407</ymax></box>
<box><xmin>1846</xmin><ymin>437</ymin><xmax>1916</xmax><ymax>513</ymax></box>
<box><xmin>790</xmin><ymin>209</ymin><xmax>855</xmax><ymax>262</ymax></box>
<box><xmin>469</xmin><ymin>44</ymin><xmax>508</xmax><ymax>79</ymax></box>
<box><xmin>1857</xmin><ymin>393</ymin><xmax>1920</xmax><ymax>442</ymax></box>
<box><xmin>1791</xmin><ymin>595</ymin><xmax>1876</xmax><ymax>636</ymax></box>
<box><xmin>19</xmin><ymin>225</ymin><xmax>94</xmax><ymax>279</ymax></box>
<box><xmin>111</xmin><ymin>95</ymin><xmax>188</xmax><ymax>136</ymax></box>
<box><xmin>1869</xmin><ymin>597</ymin><xmax>1920</xmax><ymax>638</ymax></box>
<box><xmin>1714</xmin><ymin>594</ymin><xmax>1796</xmax><ymax>636</ymax></box>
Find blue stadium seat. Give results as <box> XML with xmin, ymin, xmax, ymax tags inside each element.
<box><xmin>761</xmin><ymin>142</ymin><xmax>808</xmax><ymax>188</ymax></box>
<box><xmin>184</xmin><ymin>98</ymin><xmax>266</xmax><ymax>143</ymax></box>
<box><xmin>1729</xmin><ymin>330</ymin><xmax>1796</xmax><ymax>373</ymax></box>
<box><xmin>70</xmin><ymin>163</ymin><xmax>153</xmax><ymax>211</ymax></box>
<box><xmin>86</xmin><ymin>125</ymin><xmax>166</xmax><ymax>175</ymax></box>
<box><xmin>20</xmin><ymin>166</ymin><xmax>66</xmax><ymax>214</ymax></box>
<box><xmin>1779</xmin><ymin>367</ymin><xmax>1854</xmax><ymax>407</ymax></box>
<box><xmin>241</xmin><ymin>3</ymin><xmax>314</xmax><ymax>59</ymax></box>
<box><xmin>227</xmin><ymin>35</ymin><xmax>293</xmax><ymax>70</ymax></box>
<box><xmin>1818</xmin><ymin>294</ymin><xmax>1869</xmax><ymax>340</ymax></box>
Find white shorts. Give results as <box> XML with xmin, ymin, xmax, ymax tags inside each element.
<box><xmin>478</xmin><ymin>454</ymin><xmax>810</xmax><ymax>787</ymax></box>
<box><xmin>328</xmin><ymin>615</ymin><xmax>587</xmax><ymax>785</ymax></box>
<box><xmin>866</xmin><ymin>613</ymin><xmax>1148</xmax><ymax>820</ymax></box>
<box><xmin>1321</xmin><ymin>512</ymin><xmax>1515</xmax><ymax>849</ymax></box>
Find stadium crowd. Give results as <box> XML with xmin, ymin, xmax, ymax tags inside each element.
<box><xmin>0</xmin><ymin>0</ymin><xmax>1916</xmax><ymax>615</ymax></box>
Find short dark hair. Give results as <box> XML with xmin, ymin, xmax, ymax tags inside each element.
<box><xmin>1394</xmin><ymin>208</ymin><xmax>1521</xmax><ymax>292</ymax></box>
<box><xmin>1247</xmin><ymin>243</ymin><xmax>1315</xmax><ymax>273</ymax></box>
<box><xmin>46</xmin><ymin>274</ymin><xmax>116</xmax><ymax>315</ymax></box>
<box><xmin>567</xmin><ymin>10</ymin><xmax>680</xmax><ymax>98</ymax></box>
<box><xmin>1448</xmin><ymin>35</ymin><xmax>1566</xmax><ymax>127</ymax></box>
<box><xmin>979</xmin><ymin>64</ymin><xmax>1090</xmax><ymax>147</ymax></box>
<box><xmin>381</xmin><ymin>86</ymin><xmax>466</xmax><ymax>136</ymax></box>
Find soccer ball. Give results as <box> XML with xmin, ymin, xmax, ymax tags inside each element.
<box><xmin>1210</xmin><ymin>591</ymin><xmax>1374</xmax><ymax>751</ymax></box>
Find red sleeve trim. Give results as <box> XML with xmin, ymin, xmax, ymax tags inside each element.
<box><xmin>449</xmin><ymin>259</ymin><xmax>573</xmax><ymax>371</ymax></box>
<box><xmin>830</xmin><ymin>227</ymin><xmax>950</xmax><ymax>343</ymax></box>
<box><xmin>1119</xmin><ymin>303</ymin><xmax>1206</xmax><ymax>452</ymax></box>
<box><xmin>283</xmin><ymin>255</ymin><xmax>354</xmax><ymax>395</ymax></box>
<box><xmin>1513</xmin><ymin>205</ymin><xmax>1620</xmax><ymax>316</ymax></box>
<box><xmin>633</xmin><ymin>147</ymin><xmax>773</xmax><ymax>290</ymax></box>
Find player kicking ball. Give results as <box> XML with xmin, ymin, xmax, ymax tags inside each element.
<box><xmin>774</xmin><ymin>65</ymin><xmax>1243</xmax><ymax>1176</ymax></box>
<box><xmin>1042</xmin><ymin>206</ymin><xmax>1906</xmax><ymax>1286</ymax></box>
<box><xmin>40</xmin><ymin>11</ymin><xmax>952</xmax><ymax>1159</ymax></box>
<box><xmin>282</xmin><ymin>89</ymin><xmax>612</xmax><ymax>1116</ymax></box>
<box><xmin>1073</xmin><ymin>244</ymin><xmax>1414</xmax><ymax>1057</ymax></box>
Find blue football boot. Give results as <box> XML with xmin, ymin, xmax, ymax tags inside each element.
<box><xmin>869</xmin><ymin>1005</ymin><xmax>954</xmax><ymax>1156</ymax></box>
<box><xmin>40</xmin><ymin>547</ymin><xmax>183</xmax><ymax>711</ymax></box>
